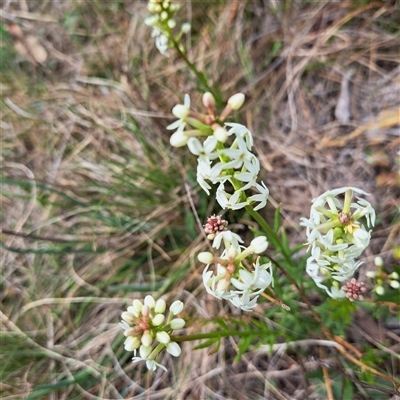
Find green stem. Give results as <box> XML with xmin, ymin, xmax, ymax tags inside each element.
<box><xmin>170</xmin><ymin>329</ymin><xmax>268</xmax><ymax>342</ymax></box>
<box><xmin>245</xmin><ymin>205</ymin><xmax>294</xmax><ymax>267</ymax></box>
<box><xmin>170</xmin><ymin>38</ymin><xmax>220</xmax><ymax>102</ymax></box>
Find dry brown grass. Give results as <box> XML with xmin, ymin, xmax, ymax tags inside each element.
<box><xmin>1</xmin><ymin>1</ymin><xmax>399</xmax><ymax>399</ymax></box>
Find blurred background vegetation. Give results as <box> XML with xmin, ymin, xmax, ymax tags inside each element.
<box><xmin>1</xmin><ymin>1</ymin><xmax>399</xmax><ymax>399</ymax></box>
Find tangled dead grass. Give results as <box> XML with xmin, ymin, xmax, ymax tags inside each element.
<box><xmin>1</xmin><ymin>1</ymin><xmax>399</xmax><ymax>399</ymax></box>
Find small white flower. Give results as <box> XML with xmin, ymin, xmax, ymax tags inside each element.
<box><xmin>352</xmin><ymin>227</ymin><xmax>371</xmax><ymax>249</ymax></box>
<box><xmin>248</xmin><ymin>181</ymin><xmax>269</xmax><ymax>211</ymax></box>
<box><xmin>155</xmin><ymin>33</ymin><xmax>170</xmax><ymax>57</ymax></box>
<box><xmin>196</xmin><ymin>161</ymin><xmax>213</xmax><ymax>195</ymax></box>
<box><xmin>328</xmin><ymin>286</ymin><xmax>346</xmax><ymax>299</ymax></box>
<box><xmin>187</xmin><ymin>136</ymin><xmax>219</xmax><ymax>163</ymax></box>
<box><xmin>225</xmin><ymin>122</ymin><xmax>254</xmax><ymax>150</ymax></box>
<box><xmin>131</xmin><ymin>356</ymin><xmax>168</xmax><ymax>372</ymax></box>
<box><xmin>229</xmin><ymin>290</ymin><xmax>259</xmax><ymax>311</ymax></box>
<box><xmin>352</xmin><ymin>197</ymin><xmax>376</xmax><ymax>228</ymax></box>
<box><xmin>312</xmin><ymin>187</ymin><xmax>370</xmax><ymax>202</ymax></box>
<box><xmin>230</xmin><ymin>260</ymin><xmax>273</xmax><ymax>293</ymax></box>
<box><xmin>147</xmin><ymin>359</ymin><xmax>168</xmax><ymax>371</ymax></box>
<box><xmin>196</xmin><ymin>160</ymin><xmax>230</xmax><ymax>195</ymax></box>
<box><xmin>234</xmin><ymin>156</ymin><xmax>260</xmax><ymax>192</ymax></box>
<box><xmin>218</xmin><ymin>133</ymin><xmax>253</xmax><ymax>170</ymax></box>
<box><xmin>202</xmin><ymin>264</ymin><xmax>236</xmax><ymax>300</ymax></box>
<box><xmin>212</xmin><ymin>229</ymin><xmax>243</xmax><ymax>250</ymax></box>
<box><xmin>216</xmin><ymin>184</ymin><xmax>249</xmax><ymax>210</ymax></box>
<box><xmin>167</xmin><ymin>94</ymin><xmax>191</xmax><ymax>133</ymax></box>
<box><xmin>333</xmin><ymin>260</ymin><xmax>363</xmax><ymax>282</ymax></box>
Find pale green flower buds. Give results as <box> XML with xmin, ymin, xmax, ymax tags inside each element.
<box><xmin>213</xmin><ymin>126</ymin><xmax>228</xmax><ymax>143</ymax></box>
<box><xmin>376</xmin><ymin>286</ymin><xmax>385</xmax><ymax>295</ymax></box>
<box><xmin>390</xmin><ymin>280</ymin><xmax>400</xmax><ymax>289</ymax></box>
<box><xmin>156</xmin><ymin>331</ymin><xmax>170</xmax><ymax>344</ymax></box>
<box><xmin>168</xmin><ymin>19</ymin><xmax>176</xmax><ymax>29</ymax></box>
<box><xmin>170</xmin><ymin>300</ymin><xmax>184</xmax><ymax>315</ymax></box>
<box><xmin>170</xmin><ymin>318</ymin><xmax>185</xmax><ymax>329</ymax></box>
<box><xmin>155</xmin><ymin>298</ymin><xmax>166</xmax><ymax>313</ymax></box>
<box><xmin>132</xmin><ymin>299</ymin><xmax>143</xmax><ymax>315</ymax></box>
<box><xmin>141</xmin><ymin>331</ymin><xmax>153</xmax><ymax>346</ymax></box>
<box><xmin>166</xmin><ymin>342</ymin><xmax>181</xmax><ymax>357</ymax></box>
<box><xmin>389</xmin><ymin>272</ymin><xmax>399</xmax><ymax>280</ymax></box>
<box><xmin>121</xmin><ymin>311</ymin><xmax>135</xmax><ymax>324</ymax></box>
<box><xmin>144</xmin><ymin>15</ymin><xmax>158</xmax><ymax>26</ymax></box>
<box><xmin>147</xmin><ymin>3</ymin><xmax>157</xmax><ymax>12</ymax></box>
<box><xmin>152</xmin><ymin>314</ymin><xmax>165</xmax><ymax>326</ymax></box>
<box><xmin>202</xmin><ymin>92</ymin><xmax>216</xmax><ymax>108</ymax></box>
<box><xmin>172</xmin><ymin>104</ymin><xmax>190</xmax><ymax>119</ymax></box>
<box><xmin>181</xmin><ymin>22</ymin><xmax>191</xmax><ymax>33</ymax></box>
<box><xmin>198</xmin><ymin>251</ymin><xmax>214</xmax><ymax>264</ymax></box>
<box><xmin>124</xmin><ymin>336</ymin><xmax>141</xmax><ymax>351</ymax></box>
<box><xmin>120</xmin><ymin>295</ymin><xmax>186</xmax><ymax>371</ymax></box>
<box><xmin>374</xmin><ymin>256</ymin><xmax>383</xmax><ymax>267</ymax></box>
<box><xmin>170</xmin><ymin>130</ymin><xmax>189</xmax><ymax>147</ymax></box>
<box><xmin>228</xmin><ymin>93</ymin><xmax>245</xmax><ymax>110</ymax></box>
<box><xmin>250</xmin><ymin>236</ymin><xmax>268</xmax><ymax>254</ymax></box>
<box><xmin>144</xmin><ymin>295</ymin><xmax>156</xmax><ymax>308</ymax></box>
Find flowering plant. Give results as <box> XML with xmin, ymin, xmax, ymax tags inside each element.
<box><xmin>116</xmin><ymin>4</ymin><xmax>399</xmax><ymax>395</ymax></box>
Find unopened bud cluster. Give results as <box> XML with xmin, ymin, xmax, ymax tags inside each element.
<box><xmin>204</xmin><ymin>215</ymin><xmax>228</xmax><ymax>238</ymax></box>
<box><xmin>198</xmin><ymin>217</ymin><xmax>272</xmax><ymax>311</ymax></box>
<box><xmin>300</xmin><ymin>187</ymin><xmax>376</xmax><ymax>298</ymax></box>
<box><xmin>120</xmin><ymin>295</ymin><xmax>185</xmax><ymax>371</ymax></box>
<box><xmin>341</xmin><ymin>278</ymin><xmax>366</xmax><ymax>302</ymax></box>
<box><xmin>144</xmin><ymin>0</ymin><xmax>191</xmax><ymax>57</ymax></box>
<box><xmin>168</xmin><ymin>92</ymin><xmax>269</xmax><ymax>212</ymax></box>
<box><xmin>366</xmin><ymin>256</ymin><xmax>400</xmax><ymax>295</ymax></box>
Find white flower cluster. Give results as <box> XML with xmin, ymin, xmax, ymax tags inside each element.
<box><xmin>144</xmin><ymin>0</ymin><xmax>191</xmax><ymax>57</ymax></box>
<box><xmin>300</xmin><ymin>187</ymin><xmax>376</xmax><ymax>298</ymax></box>
<box><xmin>120</xmin><ymin>296</ymin><xmax>185</xmax><ymax>371</ymax></box>
<box><xmin>198</xmin><ymin>224</ymin><xmax>273</xmax><ymax>311</ymax></box>
<box><xmin>168</xmin><ymin>92</ymin><xmax>269</xmax><ymax>212</ymax></box>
